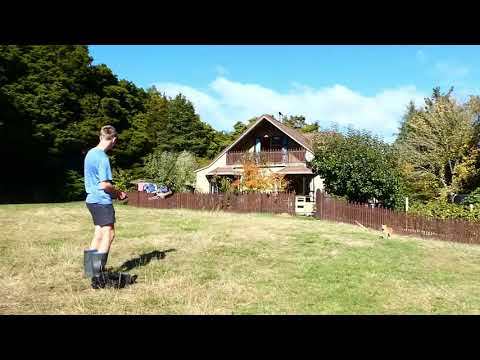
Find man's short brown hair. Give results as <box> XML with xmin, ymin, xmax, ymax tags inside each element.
<box><xmin>100</xmin><ymin>125</ymin><xmax>117</xmax><ymax>140</ymax></box>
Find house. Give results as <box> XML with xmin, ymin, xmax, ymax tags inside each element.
<box><xmin>195</xmin><ymin>114</ymin><xmax>324</xmax><ymax>199</ymax></box>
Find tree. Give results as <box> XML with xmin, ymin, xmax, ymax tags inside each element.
<box><xmin>143</xmin><ymin>150</ymin><xmax>197</xmax><ymax>192</ymax></box>
<box><xmin>0</xmin><ymin>46</ymin><xmax>232</xmax><ymax>202</ymax></box>
<box><xmin>143</xmin><ymin>151</ymin><xmax>178</xmax><ymax>190</ymax></box>
<box><xmin>281</xmin><ymin>115</ymin><xmax>307</xmax><ymax>129</ymax></box>
<box><xmin>466</xmin><ymin>95</ymin><xmax>480</xmax><ymax>147</ymax></box>
<box><xmin>395</xmin><ymin>101</ymin><xmax>417</xmax><ymax>145</ymax></box>
<box><xmin>395</xmin><ymin>89</ymin><xmax>476</xmax><ymax>200</ymax></box>
<box><xmin>159</xmin><ymin>94</ymin><xmax>215</xmax><ymax>157</ymax></box>
<box><xmin>301</xmin><ymin>121</ymin><xmax>319</xmax><ymax>133</ymax></box>
<box><xmin>0</xmin><ymin>45</ymin><xmax>96</xmax><ymax>202</ymax></box>
<box><xmin>424</xmin><ymin>86</ymin><xmax>454</xmax><ymax>109</ymax></box>
<box><xmin>126</xmin><ymin>87</ymin><xmax>169</xmax><ymax>159</ymax></box>
<box><xmin>205</xmin><ymin>127</ymin><xmax>230</xmax><ymax>159</ymax></box>
<box><xmin>230</xmin><ymin>121</ymin><xmax>248</xmax><ymax>141</ymax></box>
<box><xmin>311</xmin><ymin>129</ymin><xmax>405</xmax><ymax>209</ymax></box>
<box><xmin>172</xmin><ymin>151</ymin><xmax>198</xmax><ymax>191</ymax></box>
<box><xmin>280</xmin><ymin>114</ymin><xmax>320</xmax><ymax>133</ymax></box>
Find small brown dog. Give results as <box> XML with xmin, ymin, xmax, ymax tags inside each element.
<box><xmin>381</xmin><ymin>224</ymin><xmax>393</xmax><ymax>238</ymax></box>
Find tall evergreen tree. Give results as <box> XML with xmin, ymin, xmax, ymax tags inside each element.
<box><xmin>0</xmin><ymin>46</ymin><xmax>231</xmax><ymax>202</ymax></box>
<box><xmin>395</xmin><ymin>101</ymin><xmax>418</xmax><ymax>145</ymax></box>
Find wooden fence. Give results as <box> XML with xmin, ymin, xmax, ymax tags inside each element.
<box><xmin>315</xmin><ymin>190</ymin><xmax>480</xmax><ymax>244</ymax></box>
<box><xmin>127</xmin><ymin>191</ymin><xmax>296</xmax><ymax>215</ymax></box>
<box><xmin>127</xmin><ymin>189</ymin><xmax>480</xmax><ymax>244</ymax></box>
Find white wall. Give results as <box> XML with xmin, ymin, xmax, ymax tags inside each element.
<box><xmin>310</xmin><ymin>175</ymin><xmax>324</xmax><ymax>197</ymax></box>
<box><xmin>305</xmin><ymin>151</ymin><xmax>314</xmax><ymax>162</ymax></box>
<box><xmin>195</xmin><ymin>153</ymin><xmax>227</xmax><ymax>193</ymax></box>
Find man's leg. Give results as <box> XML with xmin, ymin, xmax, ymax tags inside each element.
<box><xmin>91</xmin><ymin>224</ymin><xmax>115</xmax><ymax>273</ymax></box>
<box><xmin>98</xmin><ymin>224</ymin><xmax>115</xmax><ymax>254</ymax></box>
<box><xmin>89</xmin><ymin>225</ymin><xmax>103</xmax><ymax>250</ymax></box>
<box><xmin>90</xmin><ymin>223</ymin><xmax>136</xmax><ymax>288</ymax></box>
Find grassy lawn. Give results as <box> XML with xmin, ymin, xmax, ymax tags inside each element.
<box><xmin>2</xmin><ymin>202</ymin><xmax>480</xmax><ymax>314</ymax></box>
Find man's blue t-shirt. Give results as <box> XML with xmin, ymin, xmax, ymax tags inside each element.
<box><xmin>84</xmin><ymin>148</ymin><xmax>113</xmax><ymax>204</ymax></box>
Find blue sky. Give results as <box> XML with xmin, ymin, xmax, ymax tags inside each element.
<box><xmin>89</xmin><ymin>45</ymin><xmax>480</xmax><ymax>141</ymax></box>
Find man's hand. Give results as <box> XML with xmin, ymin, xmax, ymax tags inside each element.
<box><xmin>118</xmin><ymin>191</ymin><xmax>128</xmax><ymax>200</ymax></box>
<box><xmin>100</xmin><ymin>181</ymin><xmax>128</xmax><ymax>200</ymax></box>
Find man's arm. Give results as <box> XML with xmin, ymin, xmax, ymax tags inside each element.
<box><xmin>100</xmin><ymin>181</ymin><xmax>127</xmax><ymax>200</ymax></box>
<box><xmin>98</xmin><ymin>157</ymin><xmax>127</xmax><ymax>200</ymax></box>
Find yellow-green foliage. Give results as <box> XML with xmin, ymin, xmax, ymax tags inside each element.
<box><xmin>396</xmin><ymin>90</ymin><xmax>479</xmax><ymax>201</ymax></box>
<box><xmin>232</xmin><ymin>159</ymin><xmax>288</xmax><ymax>193</ymax></box>
<box><xmin>409</xmin><ymin>200</ymin><xmax>480</xmax><ymax>222</ymax></box>
<box><xmin>112</xmin><ymin>168</ymin><xmax>135</xmax><ymax>192</ymax></box>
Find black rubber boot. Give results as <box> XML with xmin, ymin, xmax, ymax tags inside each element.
<box><xmin>91</xmin><ymin>252</ymin><xmax>138</xmax><ymax>289</ymax></box>
<box><xmin>84</xmin><ymin>249</ymin><xmax>97</xmax><ymax>278</ymax></box>
<box><xmin>91</xmin><ymin>272</ymin><xmax>107</xmax><ymax>289</ymax></box>
<box><xmin>101</xmin><ymin>252</ymin><xmax>109</xmax><ymax>271</ymax></box>
<box><xmin>91</xmin><ymin>252</ymin><xmax>106</xmax><ymax>275</ymax></box>
<box><xmin>91</xmin><ymin>271</ymin><xmax>137</xmax><ymax>289</ymax></box>
<box><xmin>90</xmin><ymin>252</ymin><xmax>107</xmax><ymax>288</ymax></box>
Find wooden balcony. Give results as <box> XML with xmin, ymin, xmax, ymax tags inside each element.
<box><xmin>226</xmin><ymin>149</ymin><xmax>306</xmax><ymax>165</ymax></box>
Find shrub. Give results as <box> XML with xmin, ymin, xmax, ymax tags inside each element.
<box><xmin>112</xmin><ymin>168</ymin><xmax>135</xmax><ymax>192</ymax></box>
<box><xmin>409</xmin><ymin>200</ymin><xmax>480</xmax><ymax>222</ymax></box>
<box><xmin>144</xmin><ymin>151</ymin><xmax>177</xmax><ymax>188</ymax></box>
<box><xmin>232</xmin><ymin>159</ymin><xmax>289</xmax><ymax>193</ymax></box>
<box><xmin>173</xmin><ymin>151</ymin><xmax>197</xmax><ymax>192</ymax></box>
<box><xmin>211</xmin><ymin>176</ymin><xmax>237</xmax><ymax>194</ymax></box>
<box><xmin>464</xmin><ymin>187</ymin><xmax>480</xmax><ymax>206</ymax></box>
<box><xmin>62</xmin><ymin>170</ymin><xmax>85</xmax><ymax>201</ymax></box>
<box><xmin>143</xmin><ymin>150</ymin><xmax>197</xmax><ymax>192</ymax></box>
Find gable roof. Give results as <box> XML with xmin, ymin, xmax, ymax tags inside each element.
<box><xmin>260</xmin><ymin>114</ymin><xmax>314</xmax><ymax>151</ymax></box>
<box><xmin>195</xmin><ymin>114</ymin><xmax>314</xmax><ymax>173</ymax></box>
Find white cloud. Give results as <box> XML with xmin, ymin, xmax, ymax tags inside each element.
<box><xmin>155</xmin><ymin>81</ymin><xmax>232</xmax><ymax>130</ymax></box>
<box><xmin>153</xmin><ymin>77</ymin><xmax>426</xmax><ymax>142</ymax></box>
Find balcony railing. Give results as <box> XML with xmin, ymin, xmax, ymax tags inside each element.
<box><xmin>226</xmin><ymin>149</ymin><xmax>306</xmax><ymax>165</ymax></box>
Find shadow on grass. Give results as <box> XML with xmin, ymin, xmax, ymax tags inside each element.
<box><xmin>91</xmin><ymin>271</ymin><xmax>138</xmax><ymax>290</ymax></box>
<box><xmin>114</xmin><ymin>249</ymin><xmax>176</xmax><ymax>272</ymax></box>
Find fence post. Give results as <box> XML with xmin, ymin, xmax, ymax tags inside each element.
<box><xmin>315</xmin><ymin>190</ymin><xmax>320</xmax><ymax>218</ymax></box>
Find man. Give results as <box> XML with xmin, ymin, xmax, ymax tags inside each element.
<box><xmin>83</xmin><ymin>125</ymin><xmax>127</xmax><ymax>282</ymax></box>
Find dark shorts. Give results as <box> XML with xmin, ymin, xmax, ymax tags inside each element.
<box><xmin>86</xmin><ymin>203</ymin><xmax>116</xmax><ymax>226</ymax></box>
